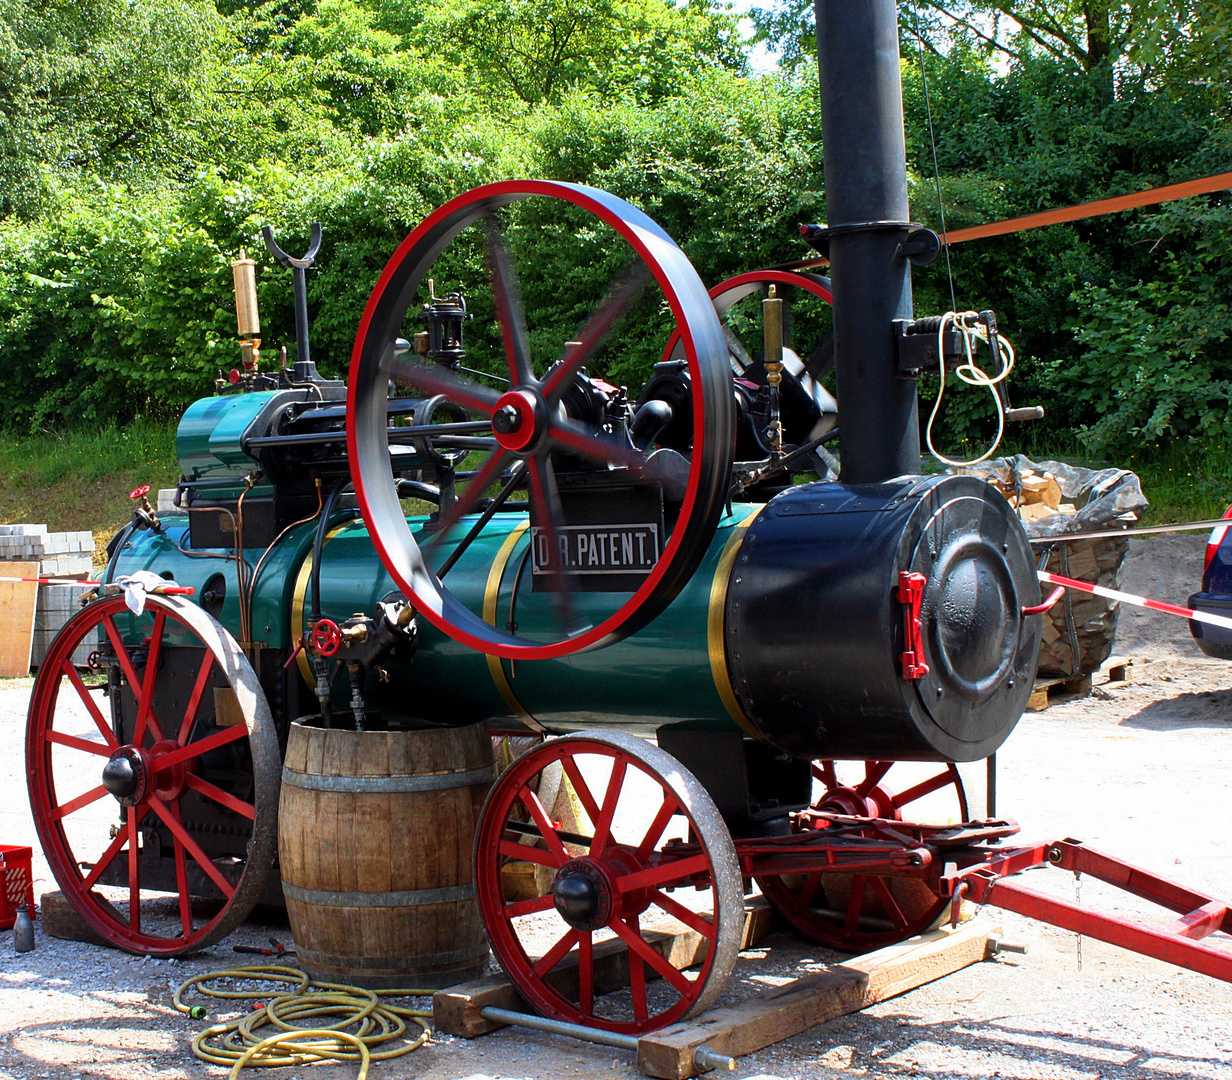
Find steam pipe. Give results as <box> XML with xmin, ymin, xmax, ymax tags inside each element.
<box><xmin>814</xmin><ymin>0</ymin><xmax>920</xmax><ymax>482</ymax></box>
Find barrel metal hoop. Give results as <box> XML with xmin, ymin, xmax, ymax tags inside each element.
<box><xmin>296</xmin><ymin>941</ymin><xmax>491</xmax><ymax>970</ymax></box>
<box><xmin>281</xmin><ymin>881</ymin><xmax>476</xmax><ymax>907</ymax></box>
<box><xmin>280</xmin><ymin>763</ymin><xmax>495</xmax><ymax>793</ymax></box>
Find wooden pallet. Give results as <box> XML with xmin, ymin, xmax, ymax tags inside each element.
<box><xmin>1027</xmin><ymin>673</ymin><xmax>1093</xmax><ymax>711</ymax></box>
<box><xmin>434</xmin><ymin>910</ymin><xmax>998</xmax><ymax>1078</ymax></box>
<box><xmin>1028</xmin><ymin>654</ymin><xmax>1133</xmax><ymax>713</ymax></box>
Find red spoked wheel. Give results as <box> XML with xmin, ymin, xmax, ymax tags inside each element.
<box><xmin>473</xmin><ymin>732</ymin><xmax>743</xmax><ymax>1034</ymax></box>
<box><xmin>348</xmin><ymin>180</ymin><xmax>734</xmax><ymax>661</ymax></box>
<box><xmin>756</xmin><ymin>760</ymin><xmax>969</xmax><ymax>952</ymax></box>
<box><xmin>26</xmin><ymin>594</ymin><xmax>279</xmax><ymax>955</ymax></box>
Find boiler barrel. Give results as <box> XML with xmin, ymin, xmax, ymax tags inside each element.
<box><xmin>301</xmin><ymin>475</ymin><xmax>1040</xmax><ymax>762</ymax></box>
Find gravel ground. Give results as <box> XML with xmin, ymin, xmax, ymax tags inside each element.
<box><xmin>2</xmin><ymin>534</ymin><xmax>1232</xmax><ymax>1080</ymax></box>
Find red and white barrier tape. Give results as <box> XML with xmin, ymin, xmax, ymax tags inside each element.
<box><xmin>0</xmin><ymin>575</ymin><xmax>93</xmax><ymax>587</ymax></box>
<box><xmin>1038</xmin><ymin>570</ymin><xmax>1232</xmax><ymax>633</ymax></box>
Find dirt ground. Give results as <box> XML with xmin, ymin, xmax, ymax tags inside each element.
<box><xmin>2</xmin><ymin>534</ymin><xmax>1231</xmax><ymax>1080</ymax></box>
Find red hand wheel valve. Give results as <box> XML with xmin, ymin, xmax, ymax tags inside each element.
<box><xmin>310</xmin><ymin>619</ymin><xmax>342</xmax><ymax>657</ymax></box>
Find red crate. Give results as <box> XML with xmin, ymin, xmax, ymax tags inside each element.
<box><xmin>0</xmin><ymin>845</ymin><xmax>34</xmax><ymax>931</ymax></box>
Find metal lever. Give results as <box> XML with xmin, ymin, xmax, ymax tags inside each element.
<box><xmin>261</xmin><ymin>224</ymin><xmax>322</xmax><ymax>369</ymax></box>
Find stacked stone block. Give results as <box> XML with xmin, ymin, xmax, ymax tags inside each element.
<box><xmin>0</xmin><ymin>525</ymin><xmax>96</xmax><ymax>667</ymax></box>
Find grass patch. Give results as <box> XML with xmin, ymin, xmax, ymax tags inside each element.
<box><xmin>0</xmin><ymin>419</ymin><xmax>180</xmax><ymax>567</ymax></box>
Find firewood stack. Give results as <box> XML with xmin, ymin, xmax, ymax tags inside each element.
<box><xmin>962</xmin><ymin>462</ymin><xmax>1143</xmax><ymax>680</ymax></box>
<box><xmin>1034</xmin><ymin>534</ymin><xmax>1130</xmax><ymax>677</ymax></box>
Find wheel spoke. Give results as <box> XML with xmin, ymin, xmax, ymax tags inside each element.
<box><xmin>589</xmin><ymin>758</ymin><xmax>627</xmax><ymax>856</ymax></box>
<box><xmin>627</xmin><ymin>914</ymin><xmax>649</xmax><ymax>1022</ymax></box>
<box><xmin>178</xmin><ymin>650</ymin><xmax>216</xmax><ymax>746</ymax></box>
<box><xmin>506</xmin><ymin>894</ymin><xmax>556</xmax><ymax>917</ymax></box>
<box><xmin>650</xmin><ymin>891</ymin><xmax>716</xmax><ymax>939</ymax></box>
<box><xmin>133</xmin><ymin>610</ymin><xmax>168</xmax><ymax>746</ymax></box>
<box><xmin>549</xmin><ymin>416</ymin><xmax>651</xmax><ymax>474</ymax></box>
<box><xmin>844</xmin><ymin>875</ymin><xmax>867</xmax><ymax>932</ymax></box>
<box><xmin>559</xmin><ymin>755</ymin><xmax>601</xmax><ymax>827</ymax></box>
<box><xmin>612</xmin><ymin>852</ymin><xmax>712</xmax><ymax>893</ymax></box>
<box><xmin>81</xmin><ymin>828</ymin><xmax>128</xmax><ymax>891</ymax></box>
<box><xmin>425</xmin><ymin>450</ymin><xmax>513</xmax><ymax>554</ymax></box>
<box><xmin>636</xmin><ymin>796</ymin><xmax>679</xmax><ymax>859</ymax></box>
<box><xmin>516</xmin><ymin>786</ymin><xmax>571</xmax><ymax>866</ymax></box>
<box><xmin>526</xmin><ymin>457</ymin><xmax>577</xmax><ymax>636</ymax></box>
<box><xmin>796</xmin><ymin>872</ymin><xmax>823</xmax><ymax>910</ymax></box>
<box><xmin>532</xmin><ymin>927</ymin><xmax>579</xmax><ymax>977</ymax></box>
<box><xmin>815</xmin><ymin>760</ymin><xmax>838</xmax><ymax>790</ymax></box>
<box><xmin>127</xmin><ymin>807</ymin><xmax>140</xmax><ymax>932</ymax></box>
<box><xmin>609</xmin><ymin>916</ymin><xmax>693</xmax><ymax>997</ymax></box>
<box><xmin>102</xmin><ymin>616</ymin><xmax>144</xmax><ymax>712</ymax></box>
<box><xmin>151</xmin><ymin>724</ymin><xmax>246</xmax><ymax>773</ymax></box>
<box><xmin>183</xmin><ymin>774</ymin><xmax>256</xmax><ymax>820</ymax></box>
<box><xmin>539</xmin><ymin>262</ymin><xmax>649</xmax><ymax>404</ymax></box>
<box><xmin>498</xmin><ymin>838</ymin><xmax>565</xmax><ymax>869</ymax></box>
<box><xmin>147</xmin><ymin>798</ymin><xmax>236</xmax><ymax>899</ymax></box>
<box><xmin>869</xmin><ymin>876</ymin><xmax>909</xmax><ymax>929</ymax></box>
<box><xmin>50</xmin><ymin>784</ymin><xmax>110</xmax><ymax>821</ymax></box>
<box><xmin>62</xmin><ymin>663</ymin><xmax>119</xmax><ymax>748</ymax></box>
<box><xmin>389</xmin><ymin>355</ymin><xmax>500</xmax><ymax>416</ymax></box>
<box><xmin>854</xmin><ymin>761</ymin><xmax>893</xmax><ymax>802</ymax></box>
<box><xmin>429</xmin><ymin>453</ymin><xmax>518</xmax><ymax>575</ymax></box>
<box><xmin>891</xmin><ymin>769</ymin><xmax>960</xmax><ymax>813</ymax></box>
<box><xmin>46</xmin><ymin>730</ymin><xmax>112</xmax><ymax>757</ymax></box>
<box><xmin>484</xmin><ymin>216</ymin><xmax>535</xmax><ymax>387</ymax></box>
<box><xmin>577</xmin><ymin>931</ymin><xmax>594</xmax><ymax>1016</ymax></box>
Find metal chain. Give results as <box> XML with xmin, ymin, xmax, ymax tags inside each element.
<box><xmin>1075</xmin><ymin>871</ymin><xmax>1084</xmax><ymax>971</ymax></box>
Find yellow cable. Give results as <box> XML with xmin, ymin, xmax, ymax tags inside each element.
<box><xmin>175</xmin><ymin>966</ymin><xmax>431</xmax><ymax>1078</ymax></box>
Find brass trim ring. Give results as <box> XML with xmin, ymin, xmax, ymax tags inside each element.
<box><xmin>708</xmin><ymin>510</ymin><xmax>763</xmax><ymax>738</ymax></box>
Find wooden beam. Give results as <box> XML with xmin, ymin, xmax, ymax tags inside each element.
<box><xmin>636</xmin><ymin>923</ymin><xmax>999</xmax><ymax>1080</ymax></box>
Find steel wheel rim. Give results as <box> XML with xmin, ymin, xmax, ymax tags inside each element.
<box><xmin>26</xmin><ymin>594</ymin><xmax>278</xmax><ymax>955</ymax></box>
<box><xmin>474</xmin><ymin>732</ymin><xmax>742</xmax><ymax>1033</ymax></box>
<box><xmin>756</xmin><ymin>760</ymin><xmax>967</xmax><ymax>952</ymax></box>
<box><xmin>348</xmin><ymin>179</ymin><xmax>733</xmax><ymax>661</ymax></box>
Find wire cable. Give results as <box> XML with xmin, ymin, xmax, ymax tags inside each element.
<box><xmin>924</xmin><ymin>311</ymin><xmax>1017</xmax><ymax>467</ymax></box>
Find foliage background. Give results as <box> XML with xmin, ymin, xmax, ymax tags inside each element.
<box><xmin>0</xmin><ymin>0</ymin><xmax>1228</xmax><ymax>479</ymax></box>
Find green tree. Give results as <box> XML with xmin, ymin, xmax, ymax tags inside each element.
<box><xmin>0</xmin><ymin>0</ymin><xmax>227</xmax><ymax>217</ymax></box>
<box><xmin>417</xmin><ymin>0</ymin><xmax>744</xmax><ymax>107</ymax></box>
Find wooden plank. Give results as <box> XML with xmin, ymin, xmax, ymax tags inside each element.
<box><xmin>0</xmin><ymin>562</ymin><xmax>39</xmax><ymax>677</ymax></box>
<box><xmin>636</xmin><ymin>923</ymin><xmax>998</xmax><ymax>1080</ymax></box>
<box><xmin>434</xmin><ymin>901</ymin><xmax>775</xmax><ymax>1038</ymax></box>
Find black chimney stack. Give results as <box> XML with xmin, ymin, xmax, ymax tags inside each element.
<box><xmin>814</xmin><ymin>0</ymin><xmax>920</xmax><ymax>483</ymax></box>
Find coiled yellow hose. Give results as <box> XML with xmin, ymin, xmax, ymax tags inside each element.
<box><xmin>173</xmin><ymin>964</ymin><xmax>432</xmax><ymax>1079</ymax></box>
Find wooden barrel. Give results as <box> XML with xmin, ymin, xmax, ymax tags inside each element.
<box><xmin>278</xmin><ymin>719</ymin><xmax>494</xmax><ymax>988</ymax></box>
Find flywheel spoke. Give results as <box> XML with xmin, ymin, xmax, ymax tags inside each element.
<box><xmin>389</xmin><ymin>355</ymin><xmax>501</xmax><ymax>416</ymax></box>
<box><xmin>484</xmin><ymin>217</ymin><xmax>535</xmax><ymax>387</ymax></box>
<box><xmin>539</xmin><ymin>262</ymin><xmax>649</xmax><ymax>404</ymax></box>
